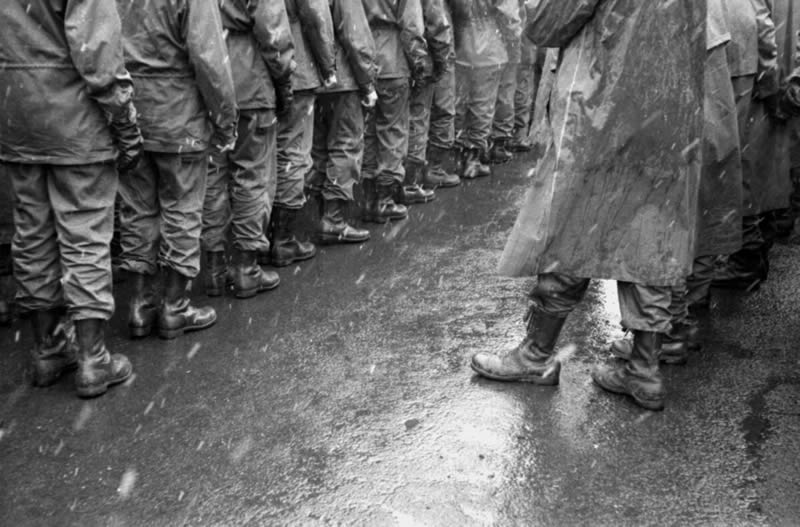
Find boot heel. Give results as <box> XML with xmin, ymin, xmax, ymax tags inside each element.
<box><xmin>129</xmin><ymin>324</ymin><xmax>152</xmax><ymax>339</ymax></box>
<box><xmin>76</xmin><ymin>382</ymin><xmax>109</xmax><ymax>398</ymax></box>
<box><xmin>235</xmin><ymin>287</ymin><xmax>258</xmax><ymax>299</ymax></box>
<box><xmin>158</xmin><ymin>327</ymin><xmax>183</xmax><ymax>340</ymax></box>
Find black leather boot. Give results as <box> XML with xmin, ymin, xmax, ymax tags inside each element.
<box><xmin>460</xmin><ymin>148</ymin><xmax>490</xmax><ymax>179</ymax></box>
<box><xmin>29</xmin><ymin>308</ymin><xmax>78</xmax><ymax>387</ymax></box>
<box><xmin>128</xmin><ymin>271</ymin><xmax>159</xmax><ymax>338</ymax></box>
<box><xmin>712</xmin><ymin>248</ymin><xmax>768</xmax><ymax>291</ymax></box>
<box><xmin>610</xmin><ymin>319</ymin><xmax>700</xmax><ymax>365</ymax></box>
<box><xmin>488</xmin><ymin>137</ymin><xmax>513</xmax><ymax>164</ymax></box>
<box><xmin>319</xmin><ymin>199</ymin><xmax>371</xmax><ymax>244</ymax></box>
<box><xmin>270</xmin><ymin>206</ymin><xmax>317</xmax><ymax>267</ymax></box>
<box><xmin>423</xmin><ymin>145</ymin><xmax>460</xmax><ymax>189</ymax></box>
<box><xmin>158</xmin><ymin>267</ymin><xmax>217</xmax><ymax>339</ymax></box>
<box><xmin>364</xmin><ymin>183</ymin><xmax>408</xmax><ymax>223</ymax></box>
<box><xmin>0</xmin><ymin>274</ymin><xmax>13</xmax><ymax>326</ymax></box>
<box><xmin>399</xmin><ymin>159</ymin><xmax>435</xmax><ymax>204</ymax></box>
<box><xmin>593</xmin><ymin>331</ymin><xmax>665</xmax><ymax>411</ymax></box>
<box><xmin>471</xmin><ymin>309</ymin><xmax>566</xmax><ymax>385</ymax></box>
<box><xmin>232</xmin><ymin>249</ymin><xmax>280</xmax><ymax>299</ymax></box>
<box><xmin>205</xmin><ymin>251</ymin><xmax>228</xmax><ymax>297</ymax></box>
<box><xmin>75</xmin><ymin>318</ymin><xmax>132</xmax><ymax>398</ymax></box>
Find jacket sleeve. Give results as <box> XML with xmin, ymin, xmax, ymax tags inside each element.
<box><xmin>298</xmin><ymin>0</ymin><xmax>337</xmax><ymax>79</ymax></box>
<box><xmin>422</xmin><ymin>0</ymin><xmax>454</xmax><ymax>67</ymax></box>
<box><xmin>398</xmin><ymin>0</ymin><xmax>431</xmax><ymax>76</ymax></box>
<box><xmin>64</xmin><ymin>0</ymin><xmax>131</xmax><ymax>94</ymax></box>
<box><xmin>334</xmin><ymin>0</ymin><xmax>377</xmax><ymax>89</ymax></box>
<box><xmin>494</xmin><ymin>0</ymin><xmax>523</xmax><ymax>63</ymax></box>
<box><xmin>524</xmin><ymin>0</ymin><xmax>602</xmax><ymax>49</ymax></box>
<box><xmin>753</xmin><ymin>0</ymin><xmax>779</xmax><ymax>98</ymax></box>
<box><xmin>249</xmin><ymin>0</ymin><xmax>296</xmax><ymax>83</ymax></box>
<box><xmin>185</xmin><ymin>0</ymin><xmax>237</xmax><ymax>138</ymax></box>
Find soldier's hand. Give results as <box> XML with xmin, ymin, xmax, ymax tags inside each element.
<box><xmin>779</xmin><ymin>82</ymin><xmax>800</xmax><ymax>119</ymax></box>
<box><xmin>322</xmin><ymin>73</ymin><xmax>338</xmax><ymax>90</ymax></box>
<box><xmin>94</xmin><ymin>84</ymin><xmax>144</xmax><ymax>175</ymax></box>
<box><xmin>275</xmin><ymin>80</ymin><xmax>294</xmax><ymax>121</ymax></box>
<box><xmin>361</xmin><ymin>84</ymin><xmax>377</xmax><ymax>108</ymax></box>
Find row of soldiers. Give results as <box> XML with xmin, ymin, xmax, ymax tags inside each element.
<box><xmin>0</xmin><ymin>0</ymin><xmax>530</xmax><ymax>398</ymax></box>
<box><xmin>471</xmin><ymin>0</ymin><xmax>800</xmax><ymax>411</ymax></box>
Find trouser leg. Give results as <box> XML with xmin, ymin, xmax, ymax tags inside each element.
<box><xmin>154</xmin><ymin>152</ymin><xmax>208</xmax><ymax>279</ymax></box>
<box><xmin>276</xmin><ymin>96</ymin><xmax>313</xmax><ymax>210</ymax></box>
<box><xmin>408</xmin><ymin>83</ymin><xmax>434</xmax><ymax>164</ymax></box>
<box><xmin>455</xmin><ymin>65</ymin><xmax>502</xmax><ymax>153</ymax></box>
<box><xmin>9</xmin><ymin>163</ymin><xmax>64</xmax><ymax>315</ymax></box>
<box><xmin>530</xmin><ymin>272</ymin><xmax>591</xmax><ymax>318</ymax></box>
<box><xmin>513</xmin><ymin>63</ymin><xmax>537</xmax><ymax>135</ymax></box>
<box><xmin>617</xmin><ymin>281</ymin><xmax>672</xmax><ymax>333</ymax></box>
<box><xmin>202</xmin><ymin>150</ymin><xmax>231</xmax><ymax>254</ymax></box>
<box><xmin>372</xmin><ymin>78</ymin><xmax>411</xmax><ymax>188</ymax></box>
<box><xmin>118</xmin><ymin>153</ymin><xmax>160</xmax><ymax>275</ymax></box>
<box><xmin>429</xmin><ymin>62</ymin><xmax>456</xmax><ymax>151</ymax></box>
<box><xmin>492</xmin><ymin>62</ymin><xmax>517</xmax><ymax>141</ymax></box>
<box><xmin>319</xmin><ymin>92</ymin><xmax>364</xmax><ymax>202</ymax></box>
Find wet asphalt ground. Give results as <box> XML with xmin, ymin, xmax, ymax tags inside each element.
<box><xmin>1</xmin><ymin>153</ymin><xmax>799</xmax><ymax>526</ymax></box>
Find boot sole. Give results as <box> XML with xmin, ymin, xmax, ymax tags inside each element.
<box><xmin>129</xmin><ymin>325</ymin><xmax>153</xmax><ymax>339</ymax></box>
<box><xmin>318</xmin><ymin>233</ymin><xmax>370</xmax><ymax>244</ymax></box>
<box><xmin>591</xmin><ymin>375</ymin><xmax>664</xmax><ymax>411</ymax></box>
<box><xmin>158</xmin><ymin>318</ymin><xmax>217</xmax><ymax>339</ymax></box>
<box><xmin>470</xmin><ymin>361</ymin><xmax>559</xmax><ymax>385</ymax></box>
<box><xmin>235</xmin><ymin>281</ymin><xmax>280</xmax><ymax>299</ymax></box>
<box><xmin>271</xmin><ymin>252</ymin><xmax>317</xmax><ymax>268</ymax></box>
<box><xmin>422</xmin><ymin>182</ymin><xmax>460</xmax><ymax>190</ymax></box>
<box><xmin>76</xmin><ymin>369</ymin><xmax>133</xmax><ymax>398</ymax></box>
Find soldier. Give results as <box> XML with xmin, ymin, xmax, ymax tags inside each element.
<box><xmin>116</xmin><ymin>0</ymin><xmax>238</xmax><ymax>339</ymax></box>
<box><xmin>269</xmin><ymin>0</ymin><xmax>337</xmax><ymax>267</ymax></box>
<box><xmin>1</xmin><ymin>0</ymin><xmax>142</xmax><ymax>396</ymax></box>
<box><xmin>713</xmin><ymin>0</ymin><xmax>784</xmax><ymax>289</ymax></box>
<box><xmin>308</xmin><ymin>0</ymin><xmax>377</xmax><ymax>244</ymax></box>
<box><xmin>486</xmin><ymin>0</ymin><xmax>525</xmax><ymax>165</ymax></box>
<box><xmin>403</xmin><ymin>0</ymin><xmax>456</xmax><ymax>204</ymax></box>
<box><xmin>471</xmin><ymin>0</ymin><xmax>705</xmax><ymax>411</ymax></box>
<box><xmin>361</xmin><ymin>0</ymin><xmax>430</xmax><ymax>224</ymax></box>
<box><xmin>450</xmin><ymin>0</ymin><xmax>521</xmax><ymax>179</ymax></box>
<box><xmin>202</xmin><ymin>0</ymin><xmax>294</xmax><ymax>296</ymax></box>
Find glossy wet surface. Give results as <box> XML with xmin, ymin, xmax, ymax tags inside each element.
<box><xmin>1</xmin><ymin>154</ymin><xmax>798</xmax><ymax>526</ymax></box>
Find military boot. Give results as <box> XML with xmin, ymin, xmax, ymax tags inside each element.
<box><xmin>0</xmin><ymin>273</ymin><xmax>13</xmax><ymax>326</ymax></box>
<box><xmin>423</xmin><ymin>145</ymin><xmax>460</xmax><ymax>189</ymax></box>
<box><xmin>74</xmin><ymin>318</ymin><xmax>132</xmax><ymax>398</ymax></box>
<box><xmin>711</xmin><ymin>248</ymin><xmax>768</xmax><ymax>291</ymax></box>
<box><xmin>319</xmin><ymin>199</ymin><xmax>371</xmax><ymax>244</ymax></box>
<box><xmin>471</xmin><ymin>310</ymin><xmax>566</xmax><ymax>385</ymax></box>
<box><xmin>232</xmin><ymin>249</ymin><xmax>280</xmax><ymax>299</ymax></box>
<box><xmin>364</xmin><ymin>183</ymin><xmax>408</xmax><ymax>223</ymax></box>
<box><xmin>399</xmin><ymin>159</ymin><xmax>436</xmax><ymax>204</ymax></box>
<box><xmin>610</xmin><ymin>320</ymin><xmax>700</xmax><ymax>365</ymax></box>
<box><xmin>29</xmin><ymin>309</ymin><xmax>78</xmax><ymax>387</ymax></box>
<box><xmin>270</xmin><ymin>206</ymin><xmax>317</xmax><ymax>267</ymax></box>
<box><xmin>460</xmin><ymin>148</ymin><xmax>490</xmax><ymax>179</ymax></box>
<box><xmin>205</xmin><ymin>251</ymin><xmax>228</xmax><ymax>297</ymax></box>
<box><xmin>0</xmin><ymin>300</ymin><xmax>11</xmax><ymax>326</ymax></box>
<box><xmin>128</xmin><ymin>271</ymin><xmax>159</xmax><ymax>338</ymax></box>
<box><xmin>158</xmin><ymin>267</ymin><xmax>218</xmax><ymax>339</ymax></box>
<box><xmin>488</xmin><ymin>138</ymin><xmax>513</xmax><ymax>164</ymax></box>
<box><xmin>508</xmin><ymin>128</ymin><xmax>532</xmax><ymax>152</ymax></box>
<box><xmin>592</xmin><ymin>331</ymin><xmax>665</xmax><ymax>411</ymax></box>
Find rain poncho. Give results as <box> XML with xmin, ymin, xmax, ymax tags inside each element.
<box><xmin>450</xmin><ymin>0</ymin><xmax>521</xmax><ymax>67</ymax></box>
<box><xmin>116</xmin><ymin>0</ymin><xmax>237</xmax><ymax>153</ymax></box>
<box><xmin>285</xmin><ymin>0</ymin><xmax>336</xmax><ymax>91</ymax></box>
<box><xmin>322</xmin><ymin>0</ymin><xmax>377</xmax><ymax>93</ymax></box>
<box><xmin>362</xmin><ymin>0</ymin><xmax>429</xmax><ymax>79</ymax></box>
<box><xmin>220</xmin><ymin>0</ymin><xmax>296</xmax><ymax>109</ymax></box>
<box><xmin>499</xmin><ymin>0</ymin><xmax>705</xmax><ymax>286</ymax></box>
<box><xmin>0</xmin><ymin>0</ymin><xmax>130</xmax><ymax>164</ymax></box>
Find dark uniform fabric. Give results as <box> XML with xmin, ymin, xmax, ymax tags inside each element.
<box><xmin>362</xmin><ymin>0</ymin><xmax>429</xmax><ymax>186</ymax></box>
<box><xmin>492</xmin><ymin>0</ymin><xmax>524</xmax><ymax>142</ymax></box>
<box><xmin>1</xmin><ymin>0</ymin><xmax>133</xmax><ymax>320</ymax></box>
<box><xmin>309</xmin><ymin>0</ymin><xmax>377</xmax><ymax>200</ymax></box>
<box><xmin>513</xmin><ymin>36</ymin><xmax>541</xmax><ymax>139</ymax></box>
<box><xmin>276</xmin><ymin>0</ymin><xmax>336</xmax><ymax>210</ymax></box>
<box><xmin>500</xmin><ymin>0</ymin><xmax>705</xmax><ymax>287</ymax></box>
<box><xmin>204</xmin><ymin>0</ymin><xmax>295</xmax><ymax>251</ymax></box>
<box><xmin>408</xmin><ymin>0</ymin><xmax>454</xmax><ymax>163</ymax></box>
<box><xmin>117</xmin><ymin>0</ymin><xmax>237</xmax><ymax>278</ymax></box>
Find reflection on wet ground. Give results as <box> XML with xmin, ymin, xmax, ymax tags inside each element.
<box><xmin>1</xmin><ymin>154</ymin><xmax>798</xmax><ymax>526</ymax></box>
